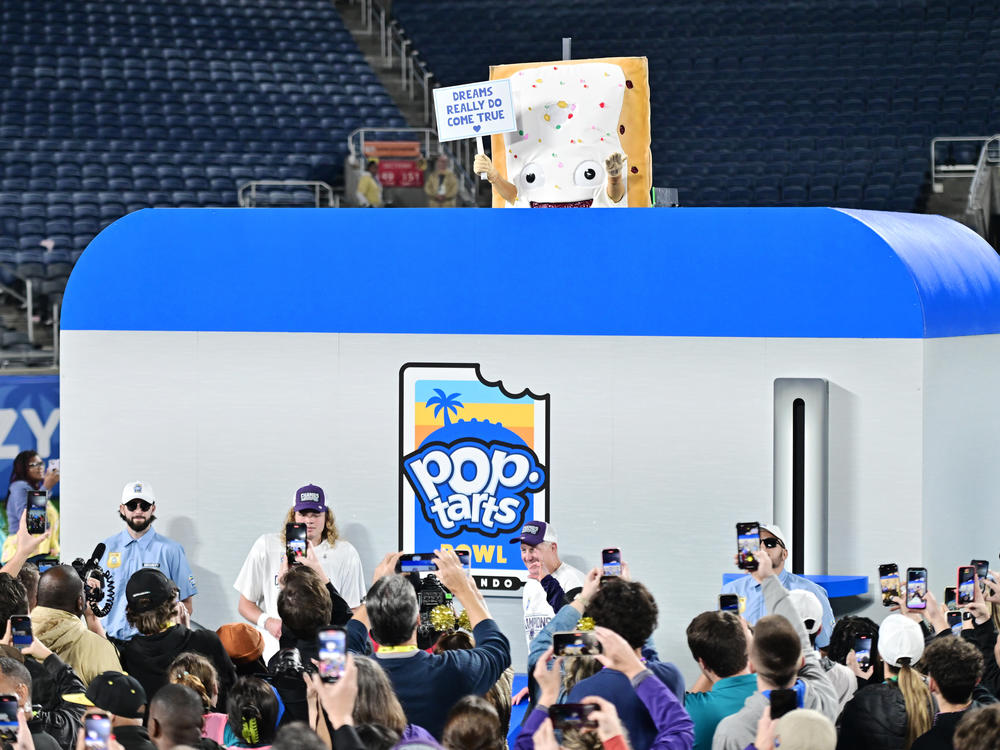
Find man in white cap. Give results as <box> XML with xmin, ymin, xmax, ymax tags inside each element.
<box><xmin>509</xmin><ymin>520</ymin><xmax>585</xmax><ymax>644</ymax></box>
<box><xmin>100</xmin><ymin>481</ymin><xmax>197</xmax><ymax>641</ymax></box>
<box><xmin>787</xmin><ymin>589</ymin><xmax>856</xmax><ymax>712</ymax></box>
<box><xmin>720</xmin><ymin>523</ymin><xmax>835</xmax><ymax>648</ymax></box>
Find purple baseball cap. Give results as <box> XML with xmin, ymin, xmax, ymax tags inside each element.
<box><xmin>509</xmin><ymin>520</ymin><xmax>557</xmax><ymax>546</ymax></box>
<box><xmin>293</xmin><ymin>484</ymin><xmax>326</xmax><ymax>513</ymax></box>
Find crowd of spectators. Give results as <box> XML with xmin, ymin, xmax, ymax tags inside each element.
<box><xmin>0</xmin><ymin>478</ymin><xmax>998</xmax><ymax>750</ymax></box>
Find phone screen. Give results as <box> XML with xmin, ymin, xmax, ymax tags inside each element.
<box><xmin>10</xmin><ymin>616</ymin><xmax>31</xmax><ymax>651</ymax></box>
<box><xmin>879</xmin><ymin>564</ymin><xmax>900</xmax><ymax>606</ymax></box>
<box><xmin>718</xmin><ymin>593</ymin><xmax>739</xmax><ymax>612</ymax></box>
<box><xmin>84</xmin><ymin>713</ymin><xmax>111</xmax><ymax>750</ymax></box>
<box><xmin>553</xmin><ymin>631</ymin><xmax>602</xmax><ymax>656</ymax></box>
<box><xmin>958</xmin><ymin>566</ymin><xmax>976</xmax><ymax>604</ymax></box>
<box><xmin>601</xmin><ymin>548</ymin><xmax>622</xmax><ymax>577</ymax></box>
<box><xmin>0</xmin><ymin>695</ymin><xmax>17</xmax><ymax>740</ymax></box>
<box><xmin>548</xmin><ymin>703</ymin><xmax>598</xmax><ymax>730</ymax></box>
<box><xmin>397</xmin><ymin>553</ymin><xmax>437</xmax><ymax>573</ymax></box>
<box><xmin>285</xmin><ymin>523</ymin><xmax>306</xmax><ymax>564</ymax></box>
<box><xmin>906</xmin><ymin>568</ymin><xmax>927</xmax><ymax>610</ymax></box>
<box><xmin>26</xmin><ymin>492</ymin><xmax>46</xmax><ymax>535</ymax></box>
<box><xmin>944</xmin><ymin>587</ymin><xmax>957</xmax><ymax>611</ymax></box>
<box><xmin>737</xmin><ymin>523</ymin><xmax>760</xmax><ymax>571</ymax></box>
<box><xmin>854</xmin><ymin>635</ymin><xmax>872</xmax><ymax>670</ymax></box>
<box><xmin>317</xmin><ymin>628</ymin><xmax>346</xmax><ymax>683</ymax></box>
<box><xmin>947</xmin><ymin>611</ymin><xmax>963</xmax><ymax>636</ymax></box>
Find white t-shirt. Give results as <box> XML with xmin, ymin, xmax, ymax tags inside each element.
<box><xmin>522</xmin><ymin>562</ymin><xmax>586</xmax><ymax>644</ymax></box>
<box><xmin>233</xmin><ymin>532</ymin><xmax>366</xmax><ymax>659</ymax></box>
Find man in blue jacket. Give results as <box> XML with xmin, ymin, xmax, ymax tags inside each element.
<box><xmin>346</xmin><ymin>549</ymin><xmax>510</xmax><ymax>739</ymax></box>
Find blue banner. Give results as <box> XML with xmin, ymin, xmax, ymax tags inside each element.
<box><xmin>0</xmin><ymin>374</ymin><xmax>59</xmax><ymax>536</ymax></box>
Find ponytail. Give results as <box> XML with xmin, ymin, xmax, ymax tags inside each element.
<box><xmin>897</xmin><ymin>661</ymin><xmax>933</xmax><ymax>749</ymax></box>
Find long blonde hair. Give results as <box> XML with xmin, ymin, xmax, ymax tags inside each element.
<box><xmin>280</xmin><ymin>508</ymin><xmax>339</xmax><ymax>545</ymax></box>
<box><xmin>896</xmin><ymin>662</ymin><xmax>933</xmax><ymax>749</ymax></box>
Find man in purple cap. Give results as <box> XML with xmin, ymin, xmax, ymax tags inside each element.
<box><xmin>510</xmin><ymin>520</ymin><xmax>585</xmax><ymax>645</ymax></box>
<box><xmin>233</xmin><ymin>484</ymin><xmax>365</xmax><ymax>659</ymax></box>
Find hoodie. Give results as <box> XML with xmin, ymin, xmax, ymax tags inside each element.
<box><xmin>114</xmin><ymin>624</ymin><xmax>236</xmax><ymax>709</ymax></box>
<box><xmin>31</xmin><ymin>606</ymin><xmax>123</xmax><ymax>685</ymax></box>
<box><xmin>711</xmin><ymin>576</ymin><xmax>839</xmax><ymax>750</ymax></box>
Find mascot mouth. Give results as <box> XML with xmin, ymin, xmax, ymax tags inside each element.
<box><xmin>529</xmin><ymin>199</ymin><xmax>594</xmax><ymax>208</ymax></box>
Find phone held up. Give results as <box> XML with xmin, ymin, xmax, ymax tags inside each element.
<box><xmin>285</xmin><ymin>523</ymin><xmax>307</xmax><ymax>566</ymax></box>
<box><xmin>737</xmin><ymin>522</ymin><xmax>760</xmax><ymax>572</ymax></box>
<box><xmin>317</xmin><ymin>627</ymin><xmax>346</xmax><ymax>683</ymax></box>
<box><xmin>26</xmin><ymin>491</ymin><xmax>46</xmax><ymax>535</ymax></box>
<box><xmin>84</xmin><ymin>711</ymin><xmax>112</xmax><ymax>750</ymax></box>
<box><xmin>548</xmin><ymin>703</ymin><xmax>598</xmax><ymax>731</ymax></box>
<box><xmin>854</xmin><ymin>635</ymin><xmax>872</xmax><ymax>671</ymax></box>
<box><xmin>769</xmin><ymin>688</ymin><xmax>798</xmax><ymax>719</ymax></box>
<box><xmin>9</xmin><ymin>616</ymin><xmax>30</xmax><ymax>652</ymax></box>
<box><xmin>553</xmin><ymin>631</ymin><xmax>602</xmax><ymax>657</ymax></box>
<box><xmin>958</xmin><ymin>566</ymin><xmax>976</xmax><ymax>605</ymax></box>
<box><xmin>878</xmin><ymin>563</ymin><xmax>900</xmax><ymax>607</ymax></box>
<box><xmin>601</xmin><ymin>548</ymin><xmax>622</xmax><ymax>577</ymax></box>
<box><xmin>0</xmin><ymin>694</ymin><xmax>17</xmax><ymax>741</ymax></box>
<box><xmin>718</xmin><ymin>593</ymin><xmax>739</xmax><ymax>612</ymax></box>
<box><xmin>905</xmin><ymin>567</ymin><xmax>927</xmax><ymax>611</ymax></box>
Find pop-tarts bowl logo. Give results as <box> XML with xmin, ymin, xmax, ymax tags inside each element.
<box><xmin>403</xmin><ymin>437</ymin><xmax>545</xmax><ymax>537</ymax></box>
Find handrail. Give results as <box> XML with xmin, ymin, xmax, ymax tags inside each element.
<box><xmin>965</xmin><ymin>134</ymin><xmax>1000</xmax><ymax>239</ymax></box>
<box><xmin>238</xmin><ymin>180</ymin><xmax>338</xmax><ymax>208</ymax></box>
<box><xmin>931</xmin><ymin>135</ymin><xmax>996</xmax><ymax>190</ymax></box>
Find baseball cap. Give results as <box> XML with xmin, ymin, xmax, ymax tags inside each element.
<box><xmin>64</xmin><ymin>671</ymin><xmax>147</xmax><ymax>719</ymax></box>
<box><xmin>759</xmin><ymin>523</ymin><xmax>786</xmax><ymax>547</ymax></box>
<box><xmin>217</xmin><ymin>622</ymin><xmax>265</xmax><ymax>664</ymax></box>
<box><xmin>787</xmin><ymin>590</ymin><xmax>823</xmax><ymax>634</ymax></box>
<box><xmin>293</xmin><ymin>484</ymin><xmax>326</xmax><ymax>513</ymax></box>
<box><xmin>121</xmin><ymin>481</ymin><xmax>155</xmax><ymax>506</ymax></box>
<box><xmin>125</xmin><ymin>569</ymin><xmax>175</xmax><ymax>613</ymax></box>
<box><xmin>509</xmin><ymin>521</ymin><xmax>557</xmax><ymax>547</ymax></box>
<box><xmin>878</xmin><ymin>613</ymin><xmax>925</xmax><ymax>667</ymax></box>
<box><xmin>775</xmin><ymin>709</ymin><xmax>836</xmax><ymax>750</ymax></box>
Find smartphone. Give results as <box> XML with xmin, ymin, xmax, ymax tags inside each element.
<box><xmin>854</xmin><ymin>635</ymin><xmax>872</xmax><ymax>671</ymax></box>
<box><xmin>719</xmin><ymin>593</ymin><xmax>739</xmax><ymax>612</ymax></box>
<box><xmin>958</xmin><ymin>566</ymin><xmax>976</xmax><ymax>605</ymax></box>
<box><xmin>548</xmin><ymin>703</ymin><xmax>598</xmax><ymax>730</ymax></box>
<box><xmin>878</xmin><ymin>563</ymin><xmax>900</xmax><ymax>607</ymax></box>
<box><xmin>973</xmin><ymin>559</ymin><xmax>992</xmax><ymax>591</ymax></box>
<box><xmin>601</xmin><ymin>548</ymin><xmax>622</xmax><ymax>577</ymax></box>
<box><xmin>944</xmin><ymin>587</ymin><xmax>957</xmax><ymax>611</ymax></box>
<box><xmin>47</xmin><ymin>459</ymin><xmax>59</xmax><ymax>473</ymax></box>
<box><xmin>396</xmin><ymin>551</ymin><xmax>470</xmax><ymax>574</ymax></box>
<box><xmin>552</xmin><ymin>631</ymin><xmax>602</xmax><ymax>656</ymax></box>
<box><xmin>947</xmin><ymin>610</ymin><xmax>963</xmax><ymax>636</ymax></box>
<box><xmin>285</xmin><ymin>523</ymin><xmax>306</xmax><ymax>565</ymax></box>
<box><xmin>0</xmin><ymin>694</ymin><xmax>17</xmax><ymax>741</ymax></box>
<box><xmin>84</xmin><ymin>711</ymin><xmax>112</xmax><ymax>750</ymax></box>
<box><xmin>737</xmin><ymin>522</ymin><xmax>760</xmax><ymax>571</ymax></box>
<box><xmin>9</xmin><ymin>616</ymin><xmax>30</xmax><ymax>652</ymax></box>
<box><xmin>317</xmin><ymin>627</ymin><xmax>346</xmax><ymax>683</ymax></box>
<box><xmin>26</xmin><ymin>491</ymin><xmax>46</xmax><ymax>535</ymax></box>
<box><xmin>769</xmin><ymin>688</ymin><xmax>798</xmax><ymax>719</ymax></box>
<box><xmin>906</xmin><ymin>567</ymin><xmax>927</xmax><ymax>610</ymax></box>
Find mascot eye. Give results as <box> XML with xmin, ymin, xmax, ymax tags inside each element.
<box><xmin>573</xmin><ymin>160</ymin><xmax>604</xmax><ymax>186</ymax></box>
<box><xmin>520</xmin><ymin>163</ymin><xmax>546</xmax><ymax>189</ymax></box>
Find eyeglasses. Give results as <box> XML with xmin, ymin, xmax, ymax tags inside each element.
<box><xmin>27</xmin><ymin>462</ymin><xmax>43</xmax><ymax>468</ymax></box>
<box><xmin>124</xmin><ymin>499</ymin><xmax>152</xmax><ymax>512</ymax></box>
<box><xmin>762</xmin><ymin>537</ymin><xmax>784</xmax><ymax>549</ymax></box>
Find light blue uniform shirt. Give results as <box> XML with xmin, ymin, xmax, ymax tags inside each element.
<box><xmin>721</xmin><ymin>569</ymin><xmax>836</xmax><ymax>648</ymax></box>
<box><xmin>99</xmin><ymin>527</ymin><xmax>197</xmax><ymax>641</ymax></box>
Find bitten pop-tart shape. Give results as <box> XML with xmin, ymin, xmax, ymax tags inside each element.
<box><xmin>486</xmin><ymin>57</ymin><xmax>651</xmax><ymax>208</ymax></box>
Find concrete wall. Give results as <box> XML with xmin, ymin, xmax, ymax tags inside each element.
<box><xmin>62</xmin><ymin>331</ymin><xmax>932</xmax><ymax>683</ymax></box>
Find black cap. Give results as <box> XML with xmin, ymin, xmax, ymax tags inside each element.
<box><xmin>125</xmin><ymin>569</ymin><xmax>174</xmax><ymax>613</ymax></box>
<box><xmin>64</xmin><ymin>671</ymin><xmax>146</xmax><ymax>719</ymax></box>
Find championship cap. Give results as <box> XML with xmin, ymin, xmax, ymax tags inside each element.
<box><xmin>878</xmin><ymin>613</ymin><xmax>925</xmax><ymax>668</ymax></box>
<box><xmin>787</xmin><ymin>589</ymin><xmax>824</xmax><ymax>634</ymax></box>
<box><xmin>293</xmin><ymin>484</ymin><xmax>326</xmax><ymax>513</ymax></box>
<box><xmin>125</xmin><ymin>569</ymin><xmax>175</xmax><ymax>613</ymax></box>
<box><xmin>509</xmin><ymin>520</ymin><xmax>557</xmax><ymax>547</ymax></box>
<box><xmin>64</xmin><ymin>671</ymin><xmax>147</xmax><ymax>719</ymax></box>
<box><xmin>121</xmin><ymin>481</ymin><xmax>155</xmax><ymax>506</ymax></box>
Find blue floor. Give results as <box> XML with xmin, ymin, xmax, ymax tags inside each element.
<box><xmin>507</xmin><ymin>673</ymin><xmax>529</xmax><ymax>746</ymax></box>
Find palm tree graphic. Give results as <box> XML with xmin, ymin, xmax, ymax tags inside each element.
<box><xmin>426</xmin><ymin>389</ymin><xmax>464</xmax><ymax>426</ymax></box>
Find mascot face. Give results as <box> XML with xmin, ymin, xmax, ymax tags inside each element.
<box><xmin>502</xmin><ymin>62</ymin><xmax>628</xmax><ymax>207</ymax></box>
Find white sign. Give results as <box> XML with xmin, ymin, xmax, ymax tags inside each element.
<box><xmin>433</xmin><ymin>79</ymin><xmax>516</xmax><ymax>142</ymax></box>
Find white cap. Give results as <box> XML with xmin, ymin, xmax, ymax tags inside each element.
<box><xmin>121</xmin><ymin>481</ymin><xmax>156</xmax><ymax>506</ymax></box>
<box><xmin>775</xmin><ymin>709</ymin><xmax>836</xmax><ymax>750</ymax></box>
<box><xmin>878</xmin><ymin>613</ymin><xmax>924</xmax><ymax>668</ymax></box>
<box><xmin>759</xmin><ymin>523</ymin><xmax>787</xmax><ymax>547</ymax></box>
<box><xmin>787</xmin><ymin>590</ymin><xmax>824</xmax><ymax>634</ymax></box>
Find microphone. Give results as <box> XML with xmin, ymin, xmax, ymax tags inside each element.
<box><xmin>84</xmin><ymin>543</ymin><xmax>106</xmax><ymax>573</ymax></box>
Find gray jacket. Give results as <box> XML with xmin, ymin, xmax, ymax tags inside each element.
<box><xmin>711</xmin><ymin>575</ymin><xmax>839</xmax><ymax>750</ymax></box>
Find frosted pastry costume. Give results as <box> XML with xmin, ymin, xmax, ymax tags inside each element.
<box><xmin>484</xmin><ymin>57</ymin><xmax>652</xmax><ymax>208</ymax></box>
